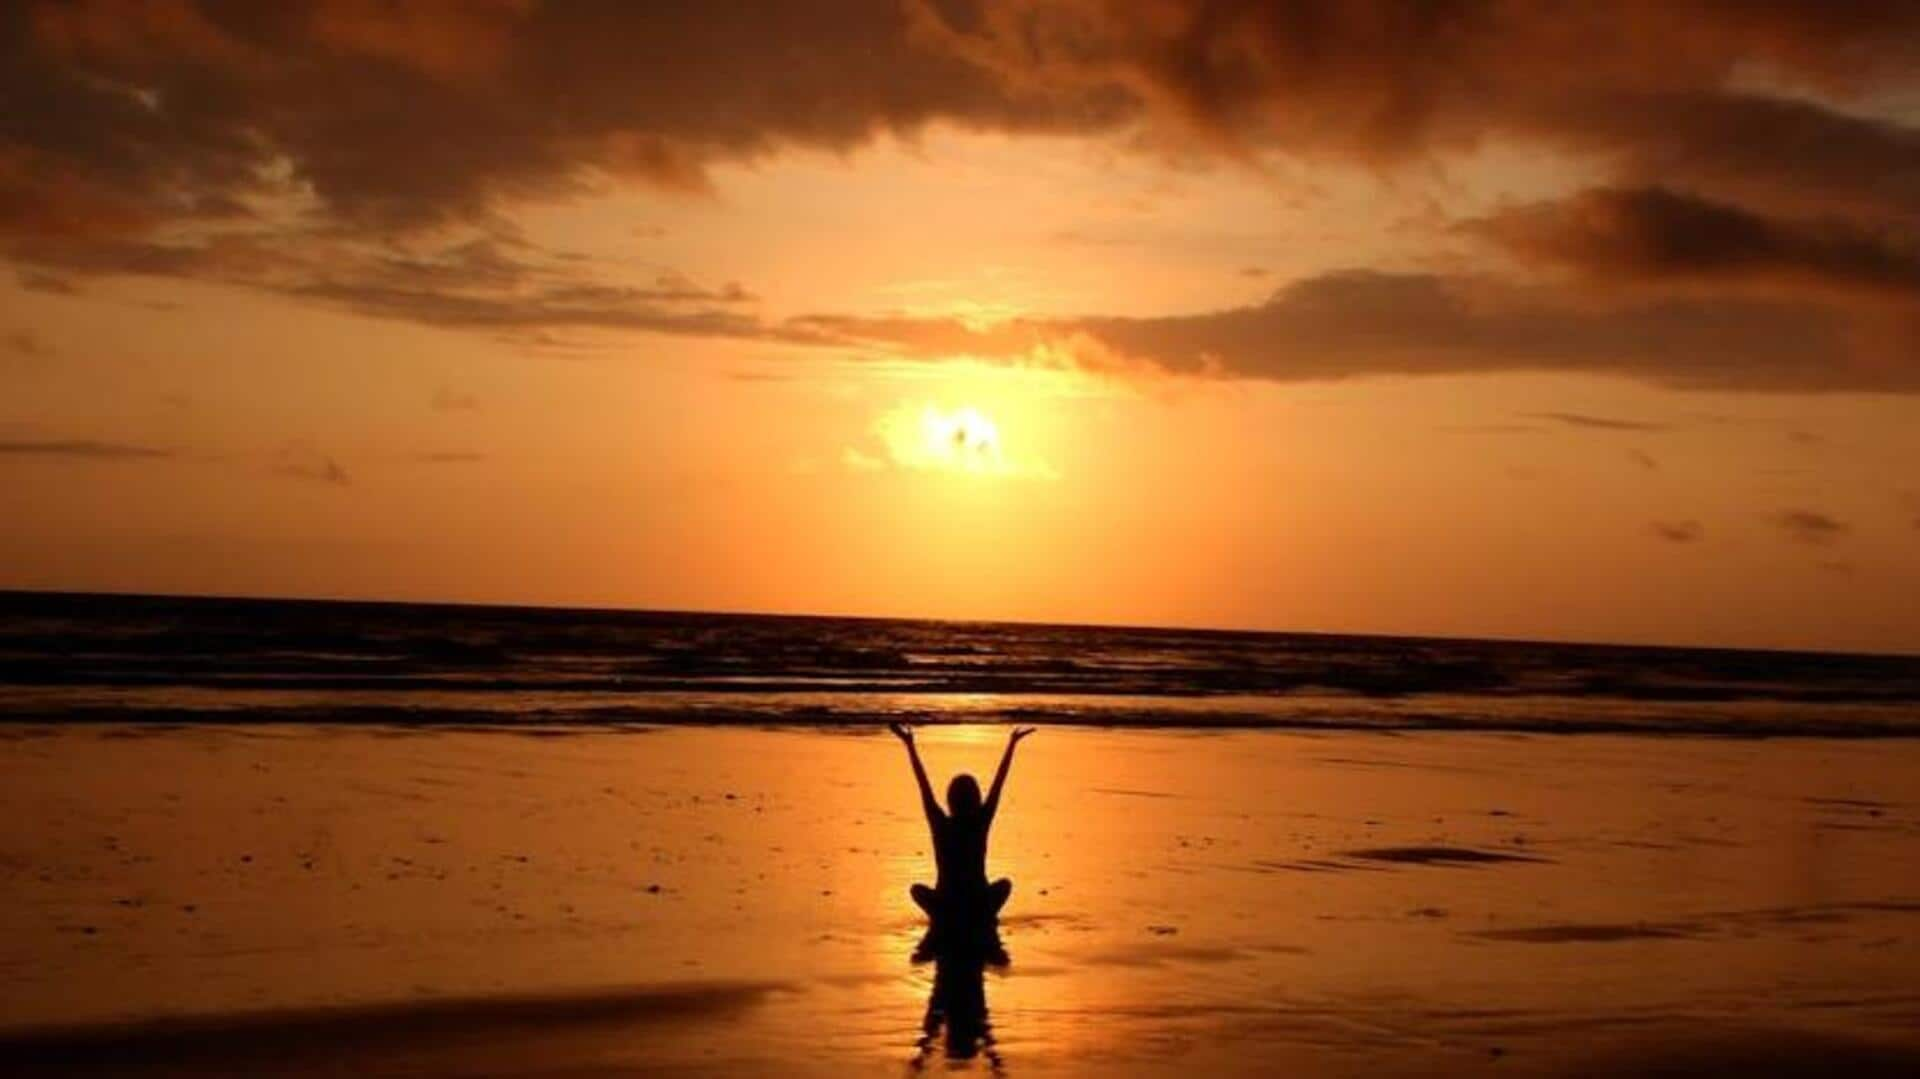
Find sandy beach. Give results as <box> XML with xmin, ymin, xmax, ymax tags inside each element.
<box><xmin>2</xmin><ymin>723</ymin><xmax>1917</xmax><ymax>1075</ymax></box>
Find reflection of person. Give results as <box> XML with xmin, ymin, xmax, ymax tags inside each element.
<box><xmin>888</xmin><ymin>722</ymin><xmax>1033</xmax><ymax>926</ymax></box>
<box><xmin>916</xmin><ymin>939</ymin><xmax>1004</xmax><ymax>1069</ymax></box>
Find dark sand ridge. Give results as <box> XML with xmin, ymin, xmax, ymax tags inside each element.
<box><xmin>7</xmin><ymin>981</ymin><xmax>1920</xmax><ymax>1078</ymax></box>
<box><xmin>0</xmin><ymin>982</ymin><xmax>788</xmax><ymax>1076</ymax></box>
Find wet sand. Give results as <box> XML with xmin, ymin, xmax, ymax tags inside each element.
<box><xmin>2</xmin><ymin>724</ymin><xmax>1918</xmax><ymax>1075</ymax></box>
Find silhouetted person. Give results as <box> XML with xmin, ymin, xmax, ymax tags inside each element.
<box><xmin>888</xmin><ymin>722</ymin><xmax>1033</xmax><ymax>936</ymax></box>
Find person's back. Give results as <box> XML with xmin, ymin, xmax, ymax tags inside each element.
<box><xmin>931</xmin><ymin>803</ymin><xmax>989</xmax><ymax>894</ymax></box>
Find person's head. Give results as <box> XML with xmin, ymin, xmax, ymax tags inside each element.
<box><xmin>947</xmin><ymin>774</ymin><xmax>982</xmax><ymax>818</ymax></box>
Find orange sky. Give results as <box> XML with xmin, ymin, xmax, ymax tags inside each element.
<box><xmin>5</xmin><ymin>2</ymin><xmax>1920</xmax><ymax>653</ymax></box>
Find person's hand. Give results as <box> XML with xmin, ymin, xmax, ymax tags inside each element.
<box><xmin>1010</xmin><ymin>726</ymin><xmax>1036</xmax><ymax>744</ymax></box>
<box><xmin>888</xmin><ymin>721</ymin><xmax>914</xmax><ymax>743</ymax></box>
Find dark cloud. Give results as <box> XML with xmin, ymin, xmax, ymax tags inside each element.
<box><xmin>1628</xmin><ymin>449</ymin><xmax>1660</xmax><ymax>471</ymax></box>
<box><xmin>949</xmin><ymin>4</ymin><xmax>1920</xmax><ymax>220</ymax></box>
<box><xmin>5</xmin><ymin>3</ymin><xmax>1918</xmax><ymax>244</ymax></box>
<box><xmin>0</xmin><ymin>0</ymin><xmax>1115</xmax><ymax>241</ymax></box>
<box><xmin>0</xmin><ymin>2</ymin><xmax>1109</xmax><ymax>346</ymax></box>
<box><xmin>1651</xmin><ymin>520</ymin><xmax>1703</xmax><ymax>543</ymax></box>
<box><xmin>1776</xmin><ymin>509</ymin><xmax>1848</xmax><ymax>545</ymax></box>
<box><xmin>1472</xmin><ymin>186</ymin><xmax>1920</xmax><ymax>301</ymax></box>
<box><xmin>1527</xmin><ymin>412</ymin><xmax>1667</xmax><ymax>432</ymax></box>
<box><xmin>274</xmin><ymin>447</ymin><xmax>349</xmax><ymax>485</ymax></box>
<box><xmin>0</xmin><ymin>438</ymin><xmax>171</xmax><ymax>459</ymax></box>
<box><xmin>1538</xmin><ymin>90</ymin><xmax>1920</xmax><ymax>225</ymax></box>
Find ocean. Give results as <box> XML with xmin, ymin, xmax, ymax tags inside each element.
<box><xmin>3</xmin><ymin>590</ymin><xmax>1918</xmax><ymax>736</ymax></box>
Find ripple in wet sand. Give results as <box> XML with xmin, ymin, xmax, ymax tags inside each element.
<box><xmin>1471</xmin><ymin>922</ymin><xmax>1704</xmax><ymax>943</ymax></box>
<box><xmin>1343</xmin><ymin>846</ymin><xmax>1550</xmax><ymax>867</ymax></box>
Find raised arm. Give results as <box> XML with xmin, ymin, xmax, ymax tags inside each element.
<box><xmin>889</xmin><ymin>721</ymin><xmax>942</xmax><ymax>824</ymax></box>
<box><xmin>982</xmin><ymin>726</ymin><xmax>1035</xmax><ymax>823</ymax></box>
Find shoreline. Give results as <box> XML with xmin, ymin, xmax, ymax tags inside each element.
<box><xmin>6</xmin><ymin>700</ymin><xmax>1920</xmax><ymax>738</ymax></box>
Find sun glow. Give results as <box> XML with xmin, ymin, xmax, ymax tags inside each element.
<box><xmin>920</xmin><ymin>406</ymin><xmax>1002</xmax><ymax>471</ymax></box>
<box><xmin>865</xmin><ymin>403</ymin><xmax>1024</xmax><ymax>476</ymax></box>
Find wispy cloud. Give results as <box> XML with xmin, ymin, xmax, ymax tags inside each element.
<box><xmin>5</xmin><ymin>330</ymin><xmax>49</xmax><ymax>358</ymax></box>
<box><xmin>0</xmin><ymin>438</ymin><xmax>171</xmax><ymax>460</ymax></box>
<box><xmin>841</xmin><ymin>447</ymin><xmax>885</xmax><ymax>473</ymax></box>
<box><xmin>274</xmin><ymin>447</ymin><xmax>350</xmax><ymax>486</ymax></box>
<box><xmin>431</xmin><ymin>387</ymin><xmax>480</xmax><ymax>413</ymax></box>
<box><xmin>1436</xmin><ymin>423</ymin><xmax>1541</xmax><ymax>435</ymax></box>
<box><xmin>1651</xmin><ymin>520</ymin><xmax>1704</xmax><ymax>544</ymax></box>
<box><xmin>1526</xmin><ymin>412</ymin><xmax>1667</xmax><ymax>432</ymax></box>
<box><xmin>1628</xmin><ymin>449</ymin><xmax>1661</xmax><ymax>471</ymax></box>
<box><xmin>8</xmin><ymin>231</ymin><xmax>783</xmax><ymax>348</ymax></box>
<box><xmin>16</xmin><ymin>270</ymin><xmax>77</xmax><ymax>295</ymax></box>
<box><xmin>414</xmin><ymin>451</ymin><xmax>485</xmax><ymax>464</ymax></box>
<box><xmin>1776</xmin><ymin>509</ymin><xmax>1847</xmax><ymax>546</ymax></box>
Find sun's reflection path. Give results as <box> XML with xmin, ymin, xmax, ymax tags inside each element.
<box><xmin>909</xmin><ymin>924</ymin><xmax>1009</xmax><ymax>1073</ymax></box>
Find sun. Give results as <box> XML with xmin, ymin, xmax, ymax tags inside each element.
<box><xmin>920</xmin><ymin>406</ymin><xmax>1002</xmax><ymax>471</ymax></box>
<box><xmin>864</xmin><ymin>398</ymin><xmax>1052</xmax><ymax>479</ymax></box>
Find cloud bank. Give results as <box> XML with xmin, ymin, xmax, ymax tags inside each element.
<box><xmin>4</xmin><ymin>1</ymin><xmax>1920</xmax><ymax>389</ymax></box>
